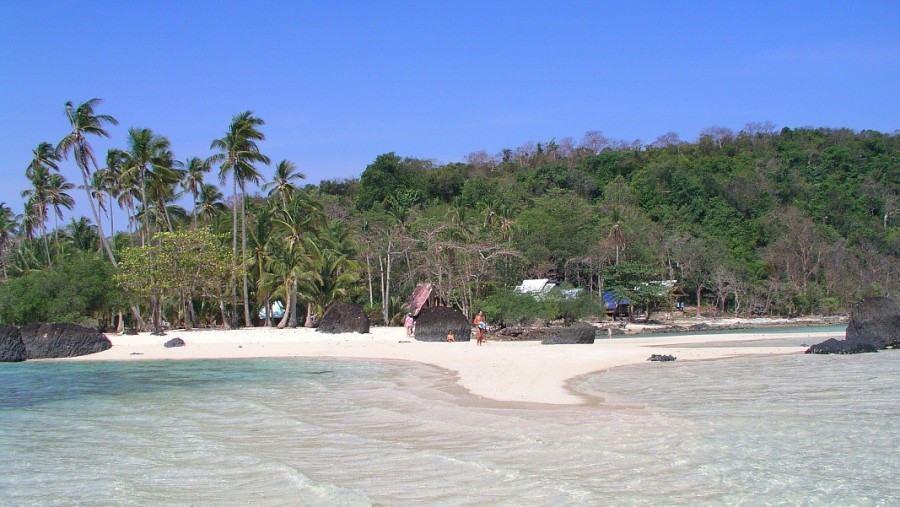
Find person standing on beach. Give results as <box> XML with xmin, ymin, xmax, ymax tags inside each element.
<box><xmin>473</xmin><ymin>311</ymin><xmax>486</xmax><ymax>346</ymax></box>
<box><xmin>405</xmin><ymin>313</ymin><xmax>415</xmax><ymax>337</ymax></box>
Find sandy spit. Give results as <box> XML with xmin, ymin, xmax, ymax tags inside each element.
<box><xmin>61</xmin><ymin>326</ymin><xmax>842</xmax><ymax>405</ymax></box>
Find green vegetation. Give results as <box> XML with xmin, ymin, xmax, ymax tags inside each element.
<box><xmin>2</xmin><ymin>102</ymin><xmax>898</xmax><ymax>329</ymax></box>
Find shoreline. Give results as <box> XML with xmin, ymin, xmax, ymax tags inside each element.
<box><xmin>56</xmin><ymin>323</ymin><xmax>845</xmax><ymax>405</ymax></box>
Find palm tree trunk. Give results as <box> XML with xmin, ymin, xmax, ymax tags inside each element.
<box><xmin>240</xmin><ymin>189</ymin><xmax>251</xmax><ymax>327</ymax></box>
<box><xmin>41</xmin><ymin>222</ymin><xmax>52</xmax><ymax>268</ymax></box>
<box><xmin>231</xmin><ymin>176</ymin><xmax>239</xmax><ymax>326</ymax></box>
<box><xmin>78</xmin><ymin>164</ymin><xmax>117</xmax><ymax>265</ymax></box>
<box><xmin>695</xmin><ymin>286</ymin><xmax>703</xmax><ymax>317</ymax></box>
<box><xmin>304</xmin><ymin>302</ymin><xmax>315</xmax><ymax>328</ymax></box>
<box><xmin>277</xmin><ymin>285</ymin><xmax>292</xmax><ymax>328</ymax></box>
<box><xmin>289</xmin><ymin>278</ymin><xmax>299</xmax><ymax>328</ymax></box>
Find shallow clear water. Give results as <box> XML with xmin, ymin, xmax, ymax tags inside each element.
<box><xmin>1</xmin><ymin>351</ymin><xmax>897</xmax><ymax>506</ymax></box>
<box><xmin>628</xmin><ymin>324</ymin><xmax>847</xmax><ymax>340</ymax></box>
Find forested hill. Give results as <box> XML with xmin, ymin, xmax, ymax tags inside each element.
<box><xmin>3</xmin><ymin>121</ymin><xmax>898</xmax><ymax>328</ymax></box>
<box><xmin>327</xmin><ymin>127</ymin><xmax>898</xmax><ymax>316</ymax></box>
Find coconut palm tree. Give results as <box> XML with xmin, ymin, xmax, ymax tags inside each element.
<box><xmin>21</xmin><ymin>165</ymin><xmax>52</xmax><ymax>266</ymax></box>
<box><xmin>298</xmin><ymin>239</ymin><xmax>361</xmax><ymax>326</ymax></box>
<box><xmin>47</xmin><ymin>172</ymin><xmax>75</xmax><ymax>255</ymax></box>
<box><xmin>272</xmin><ymin>191</ymin><xmax>326</xmax><ymax>327</ymax></box>
<box><xmin>210</xmin><ymin>111</ymin><xmax>270</xmax><ymax>327</ymax></box>
<box><xmin>56</xmin><ymin>98</ymin><xmax>119</xmax><ymax>265</ymax></box>
<box><xmin>145</xmin><ymin>155</ymin><xmax>185</xmax><ymax>233</ymax></box>
<box><xmin>262</xmin><ymin>159</ymin><xmax>305</xmax><ymax>211</ymax></box>
<box><xmin>100</xmin><ymin>149</ymin><xmax>129</xmax><ymax>237</ymax></box>
<box><xmin>65</xmin><ymin>217</ymin><xmax>99</xmax><ymax>253</ymax></box>
<box><xmin>181</xmin><ymin>156</ymin><xmax>210</xmax><ymax>229</ymax></box>
<box><xmin>195</xmin><ymin>183</ymin><xmax>227</xmax><ymax>225</ymax></box>
<box><xmin>26</xmin><ymin>142</ymin><xmax>61</xmax><ymax>179</ymax></box>
<box><xmin>119</xmin><ymin>128</ymin><xmax>177</xmax><ymax>242</ymax></box>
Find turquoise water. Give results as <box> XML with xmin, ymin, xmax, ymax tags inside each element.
<box><xmin>1</xmin><ymin>351</ymin><xmax>897</xmax><ymax>506</ymax></box>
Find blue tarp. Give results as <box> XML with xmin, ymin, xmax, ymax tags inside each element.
<box><xmin>602</xmin><ymin>291</ymin><xmax>630</xmax><ymax>310</ymax></box>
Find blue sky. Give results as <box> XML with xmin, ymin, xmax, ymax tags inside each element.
<box><xmin>1</xmin><ymin>1</ymin><xmax>898</xmax><ymax>226</ymax></box>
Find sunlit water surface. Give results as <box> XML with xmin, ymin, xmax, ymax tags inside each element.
<box><xmin>1</xmin><ymin>344</ymin><xmax>896</xmax><ymax>506</ymax></box>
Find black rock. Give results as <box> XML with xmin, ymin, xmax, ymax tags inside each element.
<box><xmin>806</xmin><ymin>297</ymin><xmax>900</xmax><ymax>354</ymax></box>
<box><xmin>647</xmin><ymin>354</ymin><xmax>677</xmax><ymax>362</ymax></box>
<box><xmin>20</xmin><ymin>323</ymin><xmax>112</xmax><ymax>359</ymax></box>
<box><xmin>0</xmin><ymin>324</ymin><xmax>27</xmax><ymax>362</ymax></box>
<box><xmin>541</xmin><ymin>323</ymin><xmax>597</xmax><ymax>344</ymax></box>
<box><xmin>163</xmin><ymin>337</ymin><xmax>185</xmax><ymax>348</ymax></box>
<box><xmin>805</xmin><ymin>337</ymin><xmax>879</xmax><ymax>354</ymax></box>
<box><xmin>413</xmin><ymin>307</ymin><xmax>471</xmax><ymax>342</ymax></box>
<box><xmin>317</xmin><ymin>302</ymin><xmax>370</xmax><ymax>334</ymax></box>
<box><xmin>845</xmin><ymin>297</ymin><xmax>900</xmax><ymax>349</ymax></box>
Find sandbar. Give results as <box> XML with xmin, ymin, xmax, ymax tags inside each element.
<box><xmin>63</xmin><ymin>326</ymin><xmax>842</xmax><ymax>405</ymax></box>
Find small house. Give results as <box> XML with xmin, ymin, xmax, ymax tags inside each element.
<box><xmin>515</xmin><ymin>279</ymin><xmax>558</xmax><ymax>299</ymax></box>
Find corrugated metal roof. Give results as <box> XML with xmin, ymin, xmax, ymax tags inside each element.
<box><xmin>515</xmin><ymin>279</ymin><xmax>556</xmax><ymax>294</ymax></box>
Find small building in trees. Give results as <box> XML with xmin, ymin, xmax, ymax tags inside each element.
<box><xmin>515</xmin><ymin>279</ymin><xmax>558</xmax><ymax>299</ymax></box>
<box><xmin>602</xmin><ymin>291</ymin><xmax>631</xmax><ymax>319</ymax></box>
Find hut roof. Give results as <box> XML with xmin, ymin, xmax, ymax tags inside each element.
<box><xmin>407</xmin><ymin>283</ymin><xmax>434</xmax><ymax>316</ymax></box>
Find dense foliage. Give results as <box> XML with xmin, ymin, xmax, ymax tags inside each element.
<box><xmin>2</xmin><ymin>100</ymin><xmax>897</xmax><ymax>328</ymax></box>
<box><xmin>0</xmin><ymin>251</ymin><xmax>119</xmax><ymax>326</ymax></box>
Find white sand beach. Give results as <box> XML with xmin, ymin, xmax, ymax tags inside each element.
<box><xmin>65</xmin><ymin>326</ymin><xmax>842</xmax><ymax>405</ymax></box>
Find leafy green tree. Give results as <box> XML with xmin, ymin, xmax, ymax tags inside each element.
<box><xmin>0</xmin><ymin>250</ymin><xmax>120</xmax><ymax>326</ymax></box>
<box><xmin>515</xmin><ymin>189</ymin><xmax>598</xmax><ymax>277</ymax></box>
<box><xmin>117</xmin><ymin>229</ymin><xmax>233</xmax><ymax>331</ymax></box>
<box><xmin>355</xmin><ymin>153</ymin><xmax>424</xmax><ymax>211</ymax></box>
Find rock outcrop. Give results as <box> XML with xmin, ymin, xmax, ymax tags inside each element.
<box><xmin>540</xmin><ymin>323</ymin><xmax>597</xmax><ymax>344</ymax></box>
<box><xmin>806</xmin><ymin>297</ymin><xmax>900</xmax><ymax>354</ymax></box>
<box><xmin>0</xmin><ymin>324</ymin><xmax>27</xmax><ymax>362</ymax></box>
<box><xmin>164</xmin><ymin>337</ymin><xmax>185</xmax><ymax>348</ymax></box>
<box><xmin>494</xmin><ymin>324</ymin><xmax>596</xmax><ymax>344</ymax></box>
<box><xmin>648</xmin><ymin>354</ymin><xmax>677</xmax><ymax>362</ymax></box>
<box><xmin>20</xmin><ymin>323</ymin><xmax>112</xmax><ymax>359</ymax></box>
<box><xmin>317</xmin><ymin>302</ymin><xmax>370</xmax><ymax>334</ymax></box>
<box><xmin>413</xmin><ymin>307</ymin><xmax>471</xmax><ymax>342</ymax></box>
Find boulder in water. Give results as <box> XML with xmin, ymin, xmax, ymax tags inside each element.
<box><xmin>805</xmin><ymin>337</ymin><xmax>879</xmax><ymax>355</ymax></box>
<box><xmin>164</xmin><ymin>337</ymin><xmax>185</xmax><ymax>348</ymax></box>
<box><xmin>806</xmin><ymin>297</ymin><xmax>900</xmax><ymax>354</ymax></box>
<box><xmin>413</xmin><ymin>307</ymin><xmax>471</xmax><ymax>342</ymax></box>
<box><xmin>0</xmin><ymin>324</ymin><xmax>26</xmax><ymax>362</ymax></box>
<box><xmin>20</xmin><ymin>323</ymin><xmax>112</xmax><ymax>359</ymax></box>
<box><xmin>317</xmin><ymin>302</ymin><xmax>370</xmax><ymax>334</ymax></box>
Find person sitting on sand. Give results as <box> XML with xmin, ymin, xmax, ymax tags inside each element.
<box><xmin>446</xmin><ymin>331</ymin><xmax>456</xmax><ymax>342</ymax></box>
<box><xmin>473</xmin><ymin>311</ymin><xmax>486</xmax><ymax>346</ymax></box>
